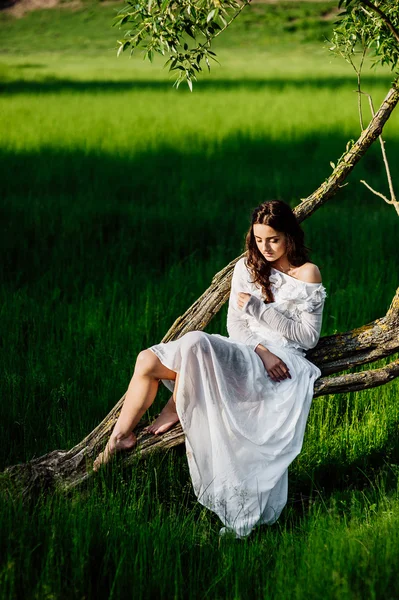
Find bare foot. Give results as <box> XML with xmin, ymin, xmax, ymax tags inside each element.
<box><xmin>92</xmin><ymin>432</ymin><xmax>137</xmax><ymax>472</ymax></box>
<box><xmin>144</xmin><ymin>397</ymin><xmax>180</xmax><ymax>435</ymax></box>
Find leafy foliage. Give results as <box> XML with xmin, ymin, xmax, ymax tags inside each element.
<box><xmin>329</xmin><ymin>1</ymin><xmax>399</xmax><ymax>72</ymax></box>
<box><xmin>113</xmin><ymin>1</ymin><xmax>399</xmax><ymax>89</ymax></box>
<box><xmin>113</xmin><ymin>0</ymin><xmax>250</xmax><ymax>90</ymax></box>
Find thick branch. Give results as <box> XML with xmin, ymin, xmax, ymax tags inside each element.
<box><xmin>313</xmin><ymin>357</ymin><xmax>399</xmax><ymax>396</ymax></box>
<box><xmin>3</xmin><ymin>354</ymin><xmax>398</xmax><ymax>498</ymax></box>
<box><xmin>307</xmin><ymin>286</ymin><xmax>399</xmax><ymax>374</ymax></box>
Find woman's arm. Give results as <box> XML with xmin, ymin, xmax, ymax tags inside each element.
<box><xmin>226</xmin><ymin>260</ymin><xmax>265</xmax><ymax>352</ymax></box>
<box><xmin>242</xmin><ymin>294</ymin><xmax>325</xmax><ymax>350</ymax></box>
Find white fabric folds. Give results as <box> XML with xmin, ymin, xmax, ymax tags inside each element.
<box><xmin>149</xmin><ymin>257</ymin><xmax>327</xmax><ymax>537</ymax></box>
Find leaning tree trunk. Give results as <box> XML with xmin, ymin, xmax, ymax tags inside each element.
<box><xmin>2</xmin><ymin>80</ymin><xmax>399</xmax><ymax>500</ymax></box>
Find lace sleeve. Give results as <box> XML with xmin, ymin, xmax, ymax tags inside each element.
<box><xmin>226</xmin><ymin>260</ymin><xmax>266</xmax><ymax>352</ymax></box>
<box><xmin>242</xmin><ymin>284</ymin><xmax>326</xmax><ymax>350</ymax></box>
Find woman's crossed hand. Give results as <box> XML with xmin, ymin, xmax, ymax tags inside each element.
<box><xmin>237</xmin><ymin>292</ymin><xmax>251</xmax><ymax>310</ymax></box>
<box><xmin>236</xmin><ymin>292</ymin><xmax>291</xmax><ymax>383</ymax></box>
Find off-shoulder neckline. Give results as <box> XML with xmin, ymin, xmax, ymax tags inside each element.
<box><xmin>270</xmin><ymin>266</ymin><xmax>323</xmax><ymax>286</ymax></box>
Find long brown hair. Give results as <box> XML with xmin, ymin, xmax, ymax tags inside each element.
<box><xmin>244</xmin><ymin>200</ymin><xmax>311</xmax><ymax>303</ymax></box>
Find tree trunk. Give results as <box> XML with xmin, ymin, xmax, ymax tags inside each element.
<box><xmin>2</xmin><ymin>82</ymin><xmax>399</xmax><ymax>501</ymax></box>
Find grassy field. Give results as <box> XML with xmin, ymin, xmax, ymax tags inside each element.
<box><xmin>1</xmin><ymin>2</ymin><xmax>399</xmax><ymax>598</ymax></box>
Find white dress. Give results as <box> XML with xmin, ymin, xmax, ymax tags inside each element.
<box><xmin>149</xmin><ymin>257</ymin><xmax>327</xmax><ymax>538</ymax></box>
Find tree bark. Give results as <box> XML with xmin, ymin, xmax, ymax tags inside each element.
<box><xmin>2</xmin><ymin>81</ymin><xmax>399</xmax><ymax>501</ymax></box>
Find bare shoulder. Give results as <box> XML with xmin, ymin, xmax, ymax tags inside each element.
<box><xmin>295</xmin><ymin>262</ymin><xmax>322</xmax><ymax>284</ymax></box>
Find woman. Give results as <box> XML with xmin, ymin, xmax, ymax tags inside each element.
<box><xmin>92</xmin><ymin>200</ymin><xmax>327</xmax><ymax>539</ymax></box>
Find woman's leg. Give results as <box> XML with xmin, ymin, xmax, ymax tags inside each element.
<box><xmin>144</xmin><ymin>372</ymin><xmax>181</xmax><ymax>435</ymax></box>
<box><xmin>92</xmin><ymin>349</ymin><xmax>178</xmax><ymax>471</ymax></box>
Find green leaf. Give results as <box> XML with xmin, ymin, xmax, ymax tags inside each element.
<box><xmin>184</xmin><ymin>25</ymin><xmax>196</xmax><ymax>40</ymax></box>
<box><xmin>210</xmin><ymin>21</ymin><xmax>221</xmax><ymax>31</ymax></box>
<box><xmin>117</xmin><ymin>41</ymin><xmax>124</xmax><ymax>57</ymax></box>
<box><xmin>207</xmin><ymin>9</ymin><xmax>216</xmax><ymax>23</ymax></box>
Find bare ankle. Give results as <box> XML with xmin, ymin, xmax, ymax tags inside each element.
<box><xmin>114</xmin><ymin>430</ymin><xmax>132</xmax><ymax>442</ymax></box>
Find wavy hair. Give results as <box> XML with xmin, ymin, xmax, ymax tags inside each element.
<box><xmin>244</xmin><ymin>200</ymin><xmax>311</xmax><ymax>303</ymax></box>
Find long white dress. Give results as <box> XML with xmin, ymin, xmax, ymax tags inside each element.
<box><xmin>148</xmin><ymin>257</ymin><xmax>327</xmax><ymax>538</ymax></box>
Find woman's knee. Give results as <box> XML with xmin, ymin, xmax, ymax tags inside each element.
<box><xmin>180</xmin><ymin>331</ymin><xmax>209</xmax><ymax>354</ymax></box>
<box><xmin>134</xmin><ymin>349</ymin><xmax>161</xmax><ymax>377</ymax></box>
<box><xmin>134</xmin><ymin>349</ymin><xmax>177</xmax><ymax>380</ymax></box>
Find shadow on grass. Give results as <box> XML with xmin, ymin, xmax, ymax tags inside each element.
<box><xmin>0</xmin><ymin>131</ymin><xmax>393</xmax><ymax>291</ymax></box>
<box><xmin>289</xmin><ymin>443</ymin><xmax>399</xmax><ymax>510</ymax></box>
<box><xmin>1</xmin><ymin>128</ymin><xmax>396</xmax><ymax>296</ymax></box>
<box><xmin>0</xmin><ymin>74</ymin><xmax>395</xmax><ymax>95</ymax></box>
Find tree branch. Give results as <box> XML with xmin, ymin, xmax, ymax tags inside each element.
<box><xmin>313</xmin><ymin>357</ymin><xmax>399</xmax><ymax>396</ymax></box>
<box><xmin>294</xmin><ymin>79</ymin><xmax>399</xmax><ymax>221</ymax></box>
<box><xmin>358</xmin><ymin>91</ymin><xmax>399</xmax><ymax>215</ymax></box>
<box><xmin>4</xmin><ymin>354</ymin><xmax>397</xmax><ymax>497</ymax></box>
<box><xmin>307</xmin><ymin>286</ymin><xmax>399</xmax><ymax>374</ymax></box>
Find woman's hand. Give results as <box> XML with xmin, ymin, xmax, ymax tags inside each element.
<box><xmin>238</xmin><ymin>293</ymin><xmax>291</xmax><ymax>382</ymax></box>
<box><xmin>237</xmin><ymin>292</ymin><xmax>251</xmax><ymax>310</ymax></box>
<box><xmin>255</xmin><ymin>345</ymin><xmax>291</xmax><ymax>383</ymax></box>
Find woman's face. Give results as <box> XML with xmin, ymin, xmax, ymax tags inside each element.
<box><xmin>253</xmin><ymin>223</ymin><xmax>287</xmax><ymax>263</ymax></box>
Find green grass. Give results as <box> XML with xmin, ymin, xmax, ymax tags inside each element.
<box><xmin>1</xmin><ymin>2</ymin><xmax>399</xmax><ymax>599</ymax></box>
<box><xmin>2</xmin><ymin>459</ymin><xmax>399</xmax><ymax>599</ymax></box>
<box><xmin>0</xmin><ymin>0</ymin><xmax>339</xmax><ymax>55</ymax></box>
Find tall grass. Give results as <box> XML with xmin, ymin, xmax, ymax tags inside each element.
<box><xmin>1</xmin><ymin>2</ymin><xmax>399</xmax><ymax>598</ymax></box>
